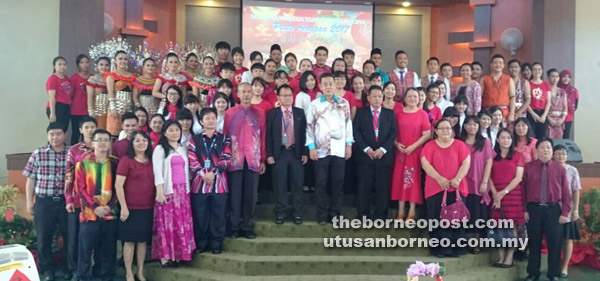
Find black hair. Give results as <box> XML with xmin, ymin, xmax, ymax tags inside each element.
<box><xmin>331</xmin><ymin>58</ymin><xmax>347</xmax><ymax>73</ymax></box>
<box><xmin>142</xmin><ymin>57</ymin><xmax>156</xmax><ymax>67</ymax></box>
<box><xmin>163</xmin><ymin>85</ymin><xmax>184</xmax><ymax>115</ymax></box>
<box><xmin>383</xmin><ymin>81</ymin><xmax>396</xmax><ymax>102</ymax></box>
<box><xmin>299</xmin><ymin>58</ymin><xmax>313</xmax><ymax>68</ymax></box>
<box><xmin>299</xmin><ymin>71</ymin><xmax>318</xmax><ymax>93</ymax></box>
<box><xmin>284</xmin><ymin>52</ymin><xmax>297</xmax><ymax>63</ymax></box>
<box><xmin>508</xmin><ymin>59</ymin><xmax>521</xmax><ymax>67</ymax></box>
<box><xmin>521</xmin><ymin>62</ymin><xmax>532</xmax><ymax>80</ymax></box>
<box><xmin>443</xmin><ymin>106</ymin><xmax>461</xmax><ymax>138</ymax></box>
<box><xmin>202</xmin><ymin>56</ymin><xmax>215</xmax><ymax>63</ymax></box>
<box><xmin>453</xmin><ymin>94</ymin><xmax>469</xmax><ymax>106</ymax></box>
<box><xmin>274</xmin><ymin>70</ymin><xmax>289</xmax><ymax>80</ymax></box>
<box><xmin>158</xmin><ymin>120</ymin><xmax>182</xmax><ymax>158</ymax></box>
<box><xmin>96</xmin><ymin>56</ymin><xmax>110</xmax><ymax>66</ymax></box>
<box><xmin>121</xmin><ymin>112</ymin><xmax>138</xmax><ymax>123</ymax></box>
<box><xmin>251</xmin><ymin>76</ymin><xmax>267</xmax><ymax>88</ymax></box>
<box><xmin>547</xmin><ymin>68</ymin><xmax>559</xmax><ymax>77</ymax></box>
<box><xmin>200</xmin><ymin>107</ymin><xmax>217</xmax><ymax>120</ymax></box>
<box><xmin>536</xmin><ymin>137</ymin><xmax>554</xmax><ymax>149</ymax></box>
<box><xmin>477</xmin><ymin>109</ymin><xmax>493</xmax><ymax>139</ymax></box>
<box><xmin>249</xmin><ymin>51</ymin><xmax>262</xmax><ymax>61</ymax></box>
<box><xmin>52</xmin><ymin>56</ymin><xmax>66</xmax><ymax>73</ymax></box>
<box><xmin>531</xmin><ymin>62</ymin><xmax>544</xmax><ymax>79</ymax></box>
<box><xmin>149</xmin><ymin>114</ymin><xmax>166</xmax><ymax>133</ymax></box>
<box><xmin>215</xmin><ymin>41</ymin><xmax>231</xmax><ymax>51</ymax></box>
<box><xmin>79</xmin><ymin>116</ymin><xmax>98</xmax><ymax>128</ymax></box>
<box><xmin>460</xmin><ymin>63</ymin><xmax>473</xmax><ymax>71</ymax></box>
<box><xmin>217</xmin><ymin>78</ymin><xmax>233</xmax><ymax>89</ymax></box>
<box><xmin>231</xmin><ymin>47</ymin><xmax>244</xmax><ymax>57</ymax></box>
<box><xmin>553</xmin><ymin>144</ymin><xmax>567</xmax><ymax>152</ymax></box>
<box><xmin>76</xmin><ymin>54</ymin><xmax>89</xmax><ymax>71</ymax></box>
<box><xmin>166</xmin><ymin>52</ymin><xmax>179</xmax><ymax>61</ymax></box>
<box><xmin>315</xmin><ymin>46</ymin><xmax>329</xmax><ymax>55</ymax></box>
<box><xmin>363</xmin><ymin>60</ymin><xmax>376</xmax><ymax>68</ymax></box>
<box><xmin>368</xmin><ymin>85</ymin><xmax>383</xmax><ymax>94</ymax></box>
<box><xmin>494</xmin><ymin>128</ymin><xmax>516</xmax><ymax>161</ymax></box>
<box><xmin>270</xmin><ymin>44</ymin><xmax>282</xmax><ymax>52</ymax></box>
<box><xmin>351</xmin><ymin>74</ymin><xmax>368</xmax><ymax>106</ymax></box>
<box><xmin>332</xmin><ymin>71</ymin><xmax>346</xmax><ymax>79</ymax></box>
<box><xmin>212</xmin><ymin>92</ymin><xmax>231</xmax><ymax>109</ymax></box>
<box><xmin>220</xmin><ymin>62</ymin><xmax>235</xmax><ymax>72</ymax></box>
<box><xmin>491</xmin><ymin>54</ymin><xmax>505</xmax><ymax>62</ymax></box>
<box><xmin>369</xmin><ymin>72</ymin><xmax>382</xmax><ymax>81</ymax></box>
<box><xmin>432</xmin><ymin>118</ymin><xmax>452</xmax><ymax>139</ymax></box>
<box><xmin>320</xmin><ymin>72</ymin><xmax>334</xmax><ymax>82</ymax></box>
<box><xmin>114</xmin><ymin>50</ymin><xmax>128</xmax><ymax>59</ymax></box>
<box><xmin>471</xmin><ymin>61</ymin><xmax>483</xmax><ymax>68</ymax></box>
<box><xmin>423</xmin><ymin>83</ymin><xmax>440</xmax><ymax>113</ymax></box>
<box><xmin>440</xmin><ymin>62</ymin><xmax>452</xmax><ymax>70</ymax></box>
<box><xmin>185</xmin><ymin>53</ymin><xmax>198</xmax><ymax>61</ymax></box>
<box><xmin>126</xmin><ymin>131</ymin><xmax>153</xmax><ymax>160</ymax></box>
<box><xmin>427</xmin><ymin>57</ymin><xmax>439</xmax><ymax>64</ymax></box>
<box><xmin>47</xmin><ymin>121</ymin><xmax>66</xmax><ymax>132</ymax></box>
<box><xmin>184</xmin><ymin>94</ymin><xmax>200</xmax><ymax>104</ymax></box>
<box><xmin>342</xmin><ymin>49</ymin><xmax>355</xmax><ymax>57</ymax></box>
<box><xmin>251</xmin><ymin>63</ymin><xmax>265</xmax><ymax>72</ymax></box>
<box><xmin>92</xmin><ymin>129</ymin><xmax>111</xmax><ymax>140</ymax></box>
<box><xmin>513</xmin><ymin>117</ymin><xmax>533</xmax><ymax>145</ymax></box>
<box><xmin>277</xmin><ymin>84</ymin><xmax>293</xmax><ymax>95</ymax></box>
<box><xmin>488</xmin><ymin>106</ymin><xmax>504</xmax><ymax>123</ymax></box>
<box><xmin>176</xmin><ymin>108</ymin><xmax>193</xmax><ymax>121</ymax></box>
<box><xmin>394</xmin><ymin>50</ymin><xmax>407</xmax><ymax>58</ymax></box>
<box><xmin>460</xmin><ymin>115</ymin><xmax>486</xmax><ymax>151</ymax></box>
<box><xmin>264</xmin><ymin>59</ymin><xmax>277</xmax><ymax>68</ymax></box>
<box><xmin>370</xmin><ymin>48</ymin><xmax>382</xmax><ymax>56</ymax></box>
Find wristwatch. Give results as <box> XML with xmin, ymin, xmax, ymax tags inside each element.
<box><xmin>504</xmin><ymin>190</ymin><xmax>509</xmax><ymax>194</ymax></box>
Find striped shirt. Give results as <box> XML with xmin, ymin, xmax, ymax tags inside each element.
<box><xmin>75</xmin><ymin>154</ymin><xmax>118</xmax><ymax>222</ymax></box>
<box><xmin>188</xmin><ymin>132</ymin><xmax>232</xmax><ymax>194</ymax></box>
<box><xmin>22</xmin><ymin>144</ymin><xmax>69</xmax><ymax>197</ymax></box>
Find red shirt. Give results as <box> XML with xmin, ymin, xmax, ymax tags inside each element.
<box><xmin>223</xmin><ymin>104</ymin><xmax>267</xmax><ymax>173</ymax></box>
<box><xmin>70</xmin><ymin>73</ymin><xmax>89</xmax><ymax>115</ymax></box>
<box><xmin>254</xmin><ymin>99</ymin><xmax>274</xmax><ymax>114</ymax></box>
<box><xmin>421</xmin><ymin>139</ymin><xmax>471</xmax><ymax>199</ymax></box>
<box><xmin>46</xmin><ymin>74</ymin><xmax>73</xmax><ymax>107</ymax></box>
<box><xmin>341</xmin><ymin>91</ymin><xmax>356</xmax><ymax>109</ymax></box>
<box><xmin>233</xmin><ymin>67</ymin><xmax>248</xmax><ymax>89</ymax></box>
<box><xmin>522</xmin><ymin>159</ymin><xmax>572</xmax><ymax>217</ymax></box>
<box><xmin>347</xmin><ymin>68</ymin><xmax>362</xmax><ymax>78</ymax></box>
<box><xmin>112</xmin><ymin>139</ymin><xmax>129</xmax><ymax>163</ymax></box>
<box><xmin>264</xmin><ymin>82</ymin><xmax>278</xmax><ymax>105</ymax></box>
<box><xmin>529</xmin><ymin>81</ymin><xmax>552</xmax><ymax>110</ymax></box>
<box><xmin>288</xmin><ymin>72</ymin><xmax>302</xmax><ymax>95</ymax></box>
<box><xmin>116</xmin><ymin>156</ymin><xmax>155</xmax><ymax>209</ymax></box>
<box><xmin>313</xmin><ymin>64</ymin><xmax>332</xmax><ymax>78</ymax></box>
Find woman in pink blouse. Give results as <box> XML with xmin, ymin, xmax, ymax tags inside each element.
<box><xmin>513</xmin><ymin>117</ymin><xmax>537</xmax><ymax>164</ymax></box>
<box><xmin>456</xmin><ymin>63</ymin><xmax>482</xmax><ymax>115</ymax></box>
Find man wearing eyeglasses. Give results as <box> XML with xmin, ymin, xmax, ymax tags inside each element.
<box><xmin>74</xmin><ymin>129</ymin><xmax>119</xmax><ymax>281</ymax></box>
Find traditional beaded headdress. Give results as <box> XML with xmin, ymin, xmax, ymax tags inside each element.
<box><xmin>131</xmin><ymin>41</ymin><xmax>161</xmax><ymax>71</ymax></box>
<box><xmin>89</xmin><ymin>37</ymin><xmax>132</xmax><ymax>71</ymax></box>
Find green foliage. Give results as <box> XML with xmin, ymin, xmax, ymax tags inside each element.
<box><xmin>0</xmin><ymin>216</ymin><xmax>36</xmax><ymax>248</ymax></box>
<box><xmin>580</xmin><ymin>187</ymin><xmax>600</xmax><ymax>249</ymax></box>
<box><xmin>0</xmin><ymin>184</ymin><xmax>19</xmax><ymax>219</ymax></box>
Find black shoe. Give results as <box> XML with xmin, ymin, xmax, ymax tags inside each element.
<box><xmin>523</xmin><ymin>275</ymin><xmax>539</xmax><ymax>281</ymax></box>
<box><xmin>212</xmin><ymin>248</ymin><xmax>222</xmax><ymax>254</ymax></box>
<box><xmin>160</xmin><ymin>261</ymin><xmax>177</xmax><ymax>268</ymax></box>
<box><xmin>293</xmin><ymin>216</ymin><xmax>303</xmax><ymax>225</ymax></box>
<box><xmin>559</xmin><ymin>273</ymin><xmax>568</xmax><ymax>278</ymax></box>
<box><xmin>501</xmin><ymin>263</ymin><xmax>513</xmax><ymax>268</ymax></box>
<box><xmin>242</xmin><ymin>231</ymin><xmax>256</xmax><ymax>239</ymax></box>
<box><xmin>275</xmin><ymin>216</ymin><xmax>284</xmax><ymax>224</ymax></box>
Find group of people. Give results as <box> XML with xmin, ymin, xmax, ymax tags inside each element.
<box><xmin>29</xmin><ymin>41</ymin><xmax>581</xmax><ymax>281</ymax></box>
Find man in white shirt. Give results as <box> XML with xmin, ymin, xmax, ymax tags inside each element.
<box><xmin>387</xmin><ymin>50</ymin><xmax>421</xmax><ymax>102</ymax></box>
<box><xmin>306</xmin><ymin>73</ymin><xmax>353</xmax><ymax>225</ymax></box>
<box><xmin>420</xmin><ymin>57</ymin><xmax>444</xmax><ymax>88</ymax></box>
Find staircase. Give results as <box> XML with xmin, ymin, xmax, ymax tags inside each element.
<box><xmin>145</xmin><ymin>204</ymin><xmax>534</xmax><ymax>281</ymax></box>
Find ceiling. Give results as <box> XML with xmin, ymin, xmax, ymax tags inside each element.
<box><xmin>258</xmin><ymin>0</ymin><xmax>470</xmax><ymax>7</ymax></box>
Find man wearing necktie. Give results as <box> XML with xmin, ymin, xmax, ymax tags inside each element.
<box><xmin>387</xmin><ymin>50</ymin><xmax>421</xmax><ymax>102</ymax></box>
<box><xmin>420</xmin><ymin>57</ymin><xmax>442</xmax><ymax>89</ymax></box>
<box><xmin>521</xmin><ymin>138</ymin><xmax>572</xmax><ymax>281</ymax></box>
<box><xmin>352</xmin><ymin>85</ymin><xmax>397</xmax><ymax>220</ymax></box>
<box><xmin>266</xmin><ymin>85</ymin><xmax>308</xmax><ymax>225</ymax></box>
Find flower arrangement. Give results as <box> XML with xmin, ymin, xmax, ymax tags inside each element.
<box><xmin>406</xmin><ymin>261</ymin><xmax>444</xmax><ymax>281</ymax></box>
<box><xmin>0</xmin><ymin>184</ymin><xmax>18</xmax><ymax>222</ymax></box>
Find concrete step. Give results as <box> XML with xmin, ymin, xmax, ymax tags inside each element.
<box><xmin>253</xmin><ymin>220</ymin><xmax>428</xmax><ymax>239</ymax></box>
<box><xmin>223</xmin><ymin>237</ymin><xmax>430</xmax><ymax>256</ymax></box>
<box><xmin>254</xmin><ymin>203</ymin><xmax>362</xmax><ymax>220</ymax></box>
<box><xmin>191</xmin><ymin>252</ymin><xmax>493</xmax><ymax>276</ymax></box>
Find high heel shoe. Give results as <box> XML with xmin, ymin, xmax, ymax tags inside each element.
<box><xmin>396</xmin><ymin>214</ymin><xmax>405</xmax><ymax>220</ymax></box>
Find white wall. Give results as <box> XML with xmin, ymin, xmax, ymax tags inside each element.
<box><xmin>574</xmin><ymin>0</ymin><xmax>600</xmax><ymax>163</ymax></box>
<box><xmin>0</xmin><ymin>1</ymin><xmax>60</xmax><ymax>183</ymax></box>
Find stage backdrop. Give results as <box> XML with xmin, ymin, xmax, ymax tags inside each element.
<box><xmin>242</xmin><ymin>0</ymin><xmax>373</xmax><ymax>69</ymax></box>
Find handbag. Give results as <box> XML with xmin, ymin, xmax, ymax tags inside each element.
<box><xmin>440</xmin><ymin>188</ymin><xmax>471</xmax><ymax>222</ymax></box>
<box><xmin>486</xmin><ymin>208</ymin><xmax>515</xmax><ymax>244</ymax></box>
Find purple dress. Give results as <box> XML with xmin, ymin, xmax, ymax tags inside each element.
<box><xmin>151</xmin><ymin>155</ymin><xmax>196</xmax><ymax>261</ymax></box>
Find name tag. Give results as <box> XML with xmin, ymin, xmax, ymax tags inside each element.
<box><xmin>282</xmin><ymin>134</ymin><xmax>289</xmax><ymax>144</ymax></box>
<box><xmin>204</xmin><ymin>160</ymin><xmax>211</xmax><ymax>169</ymax></box>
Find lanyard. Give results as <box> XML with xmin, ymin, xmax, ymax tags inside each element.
<box><xmin>204</xmin><ymin>136</ymin><xmax>217</xmax><ymax>157</ymax></box>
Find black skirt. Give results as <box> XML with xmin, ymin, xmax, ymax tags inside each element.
<box><xmin>466</xmin><ymin>194</ymin><xmax>489</xmax><ymax>225</ymax></box>
<box><xmin>425</xmin><ymin>191</ymin><xmax>468</xmax><ymax>256</ymax></box>
<box><xmin>563</xmin><ymin>221</ymin><xmax>581</xmax><ymax>240</ymax></box>
<box><xmin>118</xmin><ymin>209</ymin><xmax>153</xmax><ymax>243</ymax></box>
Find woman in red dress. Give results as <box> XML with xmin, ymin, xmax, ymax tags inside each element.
<box><xmin>421</xmin><ymin>118</ymin><xmax>471</xmax><ymax>257</ymax></box>
<box><xmin>250</xmin><ymin>77</ymin><xmax>274</xmax><ymax>114</ymax></box>
<box><xmin>351</xmin><ymin>74</ymin><xmax>367</xmax><ymax>110</ymax></box>
<box><xmin>391</xmin><ymin>88</ymin><xmax>431</xmax><ymax>220</ymax></box>
<box><xmin>382</xmin><ymin>82</ymin><xmax>403</xmax><ymax>114</ymax></box>
<box><xmin>285</xmin><ymin>53</ymin><xmax>302</xmax><ymax>95</ymax></box>
<box><xmin>489</xmin><ymin>128</ymin><xmax>524</xmax><ymax>268</ymax></box>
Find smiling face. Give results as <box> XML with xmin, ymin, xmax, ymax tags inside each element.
<box><xmin>460</xmin><ymin>65</ymin><xmax>472</xmax><ymax>80</ymax></box>
<box><xmin>270</xmin><ymin>49</ymin><xmax>282</xmax><ymax>64</ymax></box>
<box><xmin>427</xmin><ymin>87</ymin><xmax>440</xmax><ymax>103</ymax></box>
<box><xmin>165</xmin><ymin>123</ymin><xmax>181</xmax><ymax>143</ymax></box>
<box><xmin>143</xmin><ymin>59</ymin><xmax>157</xmax><ymax>76</ymax></box>
<box><xmin>132</xmin><ymin>133</ymin><xmax>149</xmax><ymax>154</ymax></box>
<box><xmin>464</xmin><ymin>119</ymin><xmax>479</xmax><ymax>136</ymax></box>
<box><xmin>334</xmin><ymin>76</ymin><xmax>346</xmax><ymax>90</ymax></box>
<box><xmin>479</xmin><ymin>115</ymin><xmax>491</xmax><ymax>129</ymax></box>
<box><xmin>78</xmin><ymin>57</ymin><xmax>90</xmax><ymax>73</ymax></box>
<box><xmin>54</xmin><ymin>58</ymin><xmax>67</xmax><ymax>74</ymax></box>
<box><xmin>395</xmin><ymin>53</ymin><xmax>408</xmax><ymax>69</ymax></box>
<box><xmin>47</xmin><ymin>128</ymin><xmax>65</xmax><ymax>147</ymax></box>
<box><xmin>352</xmin><ymin>76</ymin><xmax>364</xmax><ymax>93</ymax></box>
<box><xmin>404</xmin><ymin>89</ymin><xmax>419</xmax><ymax>107</ymax></box>
<box><xmin>343</xmin><ymin>54</ymin><xmax>355</xmax><ymax>70</ymax></box>
<box><xmin>122</xmin><ymin>118</ymin><xmax>138</xmax><ymax>139</ymax></box>
<box><xmin>333</xmin><ymin>60</ymin><xmax>346</xmax><ymax>72</ymax></box>
<box><xmin>384</xmin><ymin>84</ymin><xmax>396</xmax><ymax>101</ymax></box>
<box><xmin>186</xmin><ymin>55</ymin><xmax>199</xmax><ymax>71</ymax></box>
<box><xmin>150</xmin><ymin>116</ymin><xmax>164</xmax><ymax>133</ymax></box>
<box><xmin>491</xmin><ymin>109</ymin><xmax>503</xmax><ymax>125</ymax></box>
<box><xmin>491</xmin><ymin>58</ymin><xmax>504</xmax><ymax>73</ymax></box>
<box><xmin>92</xmin><ymin>133</ymin><xmax>111</xmax><ymax>154</ymax></box>
<box><xmin>115</xmin><ymin>52</ymin><xmax>129</xmax><ymax>70</ymax></box>
<box><xmin>367</xmin><ymin>89</ymin><xmax>384</xmax><ymax>108</ymax></box>
<box><xmin>285</xmin><ymin>56</ymin><xmax>297</xmax><ymax>72</ymax></box>
<box><xmin>232</xmin><ymin>53</ymin><xmax>244</xmax><ymax>66</ymax></box>
<box><xmin>202</xmin><ymin>58</ymin><xmax>214</xmax><ymax>76</ymax></box>
<box><xmin>455</xmin><ymin>102</ymin><xmax>467</xmax><ymax>114</ymax></box>
<box><xmin>497</xmin><ymin>130</ymin><xmax>512</xmax><ymax>149</ymax></box>
<box><xmin>135</xmin><ymin>110</ymin><xmax>148</xmax><ymax>127</ymax></box>
<box><xmin>97</xmin><ymin>59</ymin><xmax>110</xmax><ymax>74</ymax></box>
<box><xmin>435</xmin><ymin>120</ymin><xmax>453</xmax><ymax>141</ymax></box>
<box><xmin>531</xmin><ymin>64</ymin><xmax>543</xmax><ymax>80</ymax></box>
<box><xmin>167</xmin><ymin>56</ymin><xmax>181</xmax><ymax>73</ymax></box>
<box><xmin>306</xmin><ymin>74</ymin><xmax>317</xmax><ymax>91</ymax></box>
<box><xmin>560</xmin><ymin>74</ymin><xmax>571</xmax><ymax>85</ymax></box>
<box><xmin>299</xmin><ymin>59</ymin><xmax>312</xmax><ymax>72</ymax></box>
<box><xmin>472</xmin><ymin>64</ymin><xmax>482</xmax><ymax>79</ymax></box>
<box><xmin>315</xmin><ymin>50</ymin><xmax>328</xmax><ymax>66</ymax></box>
<box><xmin>508</xmin><ymin>62</ymin><xmax>520</xmax><ymax>78</ymax></box>
<box><xmin>370</xmin><ymin>54</ymin><xmax>382</xmax><ymax>68</ymax></box>
<box><xmin>214</xmin><ymin>97</ymin><xmax>228</xmax><ymax>113</ymax></box>
<box><xmin>515</xmin><ymin>120</ymin><xmax>529</xmax><ymax>137</ymax></box>
<box><xmin>166</xmin><ymin>88</ymin><xmax>180</xmax><ymax>105</ymax></box>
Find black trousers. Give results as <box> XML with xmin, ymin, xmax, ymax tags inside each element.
<box><xmin>34</xmin><ymin>196</ymin><xmax>69</xmax><ymax>275</ymax></box>
<box><xmin>356</xmin><ymin>163</ymin><xmax>391</xmax><ymax>219</ymax></box>
<box><xmin>425</xmin><ymin>191</ymin><xmax>467</xmax><ymax>256</ymax></box>
<box><xmin>527</xmin><ymin>109</ymin><xmax>548</xmax><ymax>139</ymax></box>
<box><xmin>526</xmin><ymin>203</ymin><xmax>563</xmax><ymax>279</ymax></box>
<box><xmin>272</xmin><ymin>148</ymin><xmax>304</xmax><ymax>217</ymax></box>
<box><xmin>77</xmin><ymin>220</ymin><xmax>117</xmax><ymax>281</ymax></box>
<box><xmin>191</xmin><ymin>192</ymin><xmax>227</xmax><ymax>251</ymax></box>
<box><xmin>563</xmin><ymin>121</ymin><xmax>573</xmax><ymax>139</ymax></box>
<box><xmin>46</xmin><ymin>102</ymin><xmax>71</xmax><ymax>132</ymax></box>
<box><xmin>67</xmin><ymin>208</ymin><xmax>81</xmax><ymax>275</ymax></box>
<box><xmin>70</xmin><ymin>115</ymin><xmax>85</xmax><ymax>145</ymax></box>
<box><xmin>314</xmin><ymin>156</ymin><xmax>346</xmax><ymax>221</ymax></box>
<box><xmin>228</xmin><ymin>161</ymin><xmax>259</xmax><ymax>233</ymax></box>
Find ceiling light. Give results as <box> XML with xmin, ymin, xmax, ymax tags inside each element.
<box><xmin>286</xmin><ymin>0</ymin><xmax>292</xmax><ymax>2</ymax></box>
<box><xmin>364</xmin><ymin>2</ymin><xmax>372</xmax><ymax>4</ymax></box>
<box><xmin>325</xmin><ymin>1</ymin><xmax>332</xmax><ymax>3</ymax></box>
<box><xmin>402</xmin><ymin>1</ymin><xmax>411</xmax><ymax>7</ymax></box>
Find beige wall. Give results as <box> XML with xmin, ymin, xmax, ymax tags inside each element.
<box><xmin>0</xmin><ymin>1</ymin><xmax>60</xmax><ymax>183</ymax></box>
<box><xmin>574</xmin><ymin>0</ymin><xmax>600</xmax><ymax>163</ymax></box>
